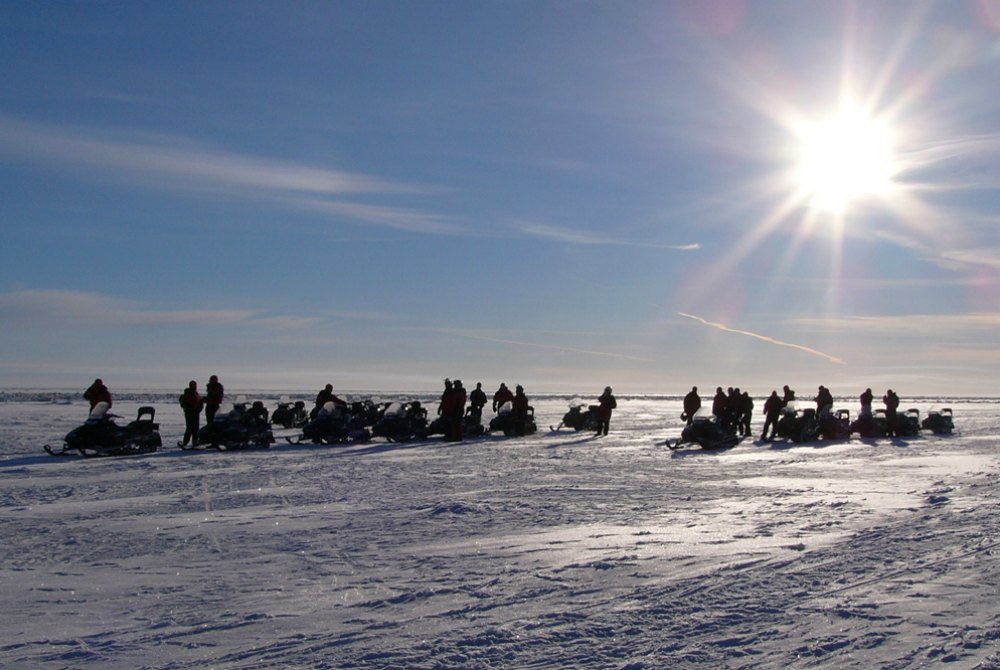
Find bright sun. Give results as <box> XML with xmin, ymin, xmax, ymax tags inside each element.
<box><xmin>793</xmin><ymin>108</ymin><xmax>898</xmax><ymax>213</ymax></box>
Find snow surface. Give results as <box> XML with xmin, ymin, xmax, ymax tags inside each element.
<box><xmin>2</xmin><ymin>393</ymin><xmax>1000</xmax><ymax>669</ymax></box>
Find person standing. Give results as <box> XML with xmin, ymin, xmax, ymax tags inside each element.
<box><xmin>711</xmin><ymin>387</ymin><xmax>728</xmax><ymax>424</ymax></box>
<box><xmin>740</xmin><ymin>391</ymin><xmax>754</xmax><ymax>437</ymax></box>
<box><xmin>859</xmin><ymin>388</ymin><xmax>874</xmax><ymax>416</ymax></box>
<box><xmin>179</xmin><ymin>380</ymin><xmax>204</xmax><ymax>446</ymax></box>
<box><xmin>83</xmin><ymin>378</ymin><xmax>112</xmax><ymax>415</ymax></box>
<box><xmin>205</xmin><ymin>374</ymin><xmax>224</xmax><ymax>425</ymax></box>
<box><xmin>595</xmin><ymin>386</ymin><xmax>617</xmax><ymax>436</ymax></box>
<box><xmin>511</xmin><ymin>384</ymin><xmax>530</xmax><ymax>436</ymax></box>
<box><xmin>761</xmin><ymin>390</ymin><xmax>782</xmax><ymax>441</ymax></box>
<box><xmin>883</xmin><ymin>389</ymin><xmax>900</xmax><ymax>437</ymax></box>
<box><xmin>448</xmin><ymin>380</ymin><xmax>468</xmax><ymax>441</ymax></box>
<box><xmin>682</xmin><ymin>386</ymin><xmax>701</xmax><ymax>426</ymax></box>
<box><xmin>815</xmin><ymin>385</ymin><xmax>833</xmax><ymax>414</ymax></box>
<box><xmin>492</xmin><ymin>382</ymin><xmax>514</xmax><ymax>413</ymax></box>
<box><xmin>469</xmin><ymin>382</ymin><xmax>488</xmax><ymax>416</ymax></box>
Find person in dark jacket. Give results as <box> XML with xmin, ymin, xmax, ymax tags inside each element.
<box><xmin>859</xmin><ymin>388</ymin><xmax>874</xmax><ymax>417</ymax></box>
<box><xmin>83</xmin><ymin>378</ymin><xmax>112</xmax><ymax>414</ymax></box>
<box><xmin>492</xmin><ymin>383</ymin><xmax>514</xmax><ymax>413</ymax></box>
<box><xmin>740</xmin><ymin>391</ymin><xmax>754</xmax><ymax>437</ymax></box>
<box><xmin>512</xmin><ymin>384</ymin><xmax>530</xmax><ymax>436</ymax></box>
<box><xmin>815</xmin><ymin>385</ymin><xmax>833</xmax><ymax>414</ymax></box>
<box><xmin>782</xmin><ymin>385</ymin><xmax>796</xmax><ymax>405</ymax></box>
<box><xmin>883</xmin><ymin>389</ymin><xmax>900</xmax><ymax>437</ymax></box>
<box><xmin>179</xmin><ymin>380</ymin><xmax>204</xmax><ymax>446</ymax></box>
<box><xmin>448</xmin><ymin>380</ymin><xmax>468</xmax><ymax>441</ymax></box>
<box><xmin>711</xmin><ymin>387</ymin><xmax>728</xmax><ymax>424</ymax></box>
<box><xmin>595</xmin><ymin>386</ymin><xmax>617</xmax><ymax>436</ymax></box>
<box><xmin>469</xmin><ymin>382</ymin><xmax>488</xmax><ymax>416</ymax></box>
<box><xmin>761</xmin><ymin>390</ymin><xmax>782</xmax><ymax>441</ymax></box>
<box><xmin>682</xmin><ymin>386</ymin><xmax>701</xmax><ymax>426</ymax></box>
<box><xmin>205</xmin><ymin>375</ymin><xmax>224</xmax><ymax>425</ymax></box>
<box><xmin>312</xmin><ymin>383</ymin><xmax>347</xmax><ymax>419</ymax></box>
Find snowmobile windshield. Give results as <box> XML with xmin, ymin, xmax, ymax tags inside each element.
<box><xmin>568</xmin><ymin>397</ymin><xmax>586</xmax><ymax>408</ymax></box>
<box><xmin>498</xmin><ymin>400</ymin><xmax>513</xmax><ymax>415</ymax></box>
<box><xmin>690</xmin><ymin>407</ymin><xmax>715</xmax><ymax>422</ymax></box>
<box><xmin>783</xmin><ymin>400</ymin><xmax>800</xmax><ymax>412</ymax></box>
<box><xmin>383</xmin><ymin>402</ymin><xmax>405</xmax><ymax>418</ymax></box>
<box><xmin>89</xmin><ymin>401</ymin><xmax>110</xmax><ymax>420</ymax></box>
<box><xmin>318</xmin><ymin>401</ymin><xmax>337</xmax><ymax>416</ymax></box>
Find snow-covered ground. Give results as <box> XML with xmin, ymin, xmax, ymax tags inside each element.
<box><xmin>2</xmin><ymin>393</ymin><xmax>999</xmax><ymax>669</ymax></box>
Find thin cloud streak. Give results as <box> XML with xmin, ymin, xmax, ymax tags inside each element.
<box><xmin>0</xmin><ymin>289</ymin><xmax>333</xmax><ymax>331</ymax></box>
<box><xmin>0</xmin><ymin>116</ymin><xmax>460</xmax><ymax>235</ymax></box>
<box><xmin>677</xmin><ymin>312</ymin><xmax>847</xmax><ymax>365</ymax></box>
<box><xmin>519</xmin><ymin>222</ymin><xmax>700</xmax><ymax>251</ymax></box>
<box><xmin>790</xmin><ymin>312</ymin><xmax>1000</xmax><ymax>334</ymax></box>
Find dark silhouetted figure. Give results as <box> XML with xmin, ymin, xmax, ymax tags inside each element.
<box><xmin>469</xmin><ymin>382</ymin><xmax>488</xmax><ymax>415</ymax></box>
<box><xmin>179</xmin><ymin>380</ymin><xmax>204</xmax><ymax>446</ymax></box>
<box><xmin>761</xmin><ymin>390</ymin><xmax>782</xmax><ymax>440</ymax></box>
<box><xmin>683</xmin><ymin>386</ymin><xmax>701</xmax><ymax>425</ymax></box>
<box><xmin>883</xmin><ymin>389</ymin><xmax>900</xmax><ymax>437</ymax></box>
<box><xmin>492</xmin><ymin>383</ymin><xmax>514</xmax><ymax>413</ymax></box>
<box><xmin>83</xmin><ymin>378</ymin><xmax>112</xmax><ymax>414</ymax></box>
<box><xmin>205</xmin><ymin>375</ymin><xmax>224</xmax><ymax>425</ymax></box>
<box><xmin>595</xmin><ymin>386</ymin><xmax>617</xmax><ymax>436</ymax></box>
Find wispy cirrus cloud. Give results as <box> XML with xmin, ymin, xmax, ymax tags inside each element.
<box><xmin>517</xmin><ymin>221</ymin><xmax>700</xmax><ymax>251</ymax></box>
<box><xmin>0</xmin><ymin>115</ymin><xmax>459</xmax><ymax>235</ymax></box>
<box><xmin>0</xmin><ymin>289</ymin><xmax>343</xmax><ymax>331</ymax></box>
<box><xmin>0</xmin><ymin>289</ymin><xmax>255</xmax><ymax>326</ymax></box>
<box><xmin>678</xmin><ymin>312</ymin><xmax>847</xmax><ymax>365</ymax></box>
<box><xmin>790</xmin><ymin>312</ymin><xmax>1000</xmax><ymax>335</ymax></box>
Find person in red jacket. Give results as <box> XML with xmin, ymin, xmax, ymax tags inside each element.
<box><xmin>83</xmin><ymin>378</ymin><xmax>112</xmax><ymax>415</ymax></box>
<box><xmin>595</xmin><ymin>386</ymin><xmax>617</xmax><ymax>436</ymax></box>
<box><xmin>179</xmin><ymin>380</ymin><xmax>204</xmax><ymax>446</ymax></box>
<box><xmin>492</xmin><ymin>383</ymin><xmax>514</xmax><ymax>413</ymax></box>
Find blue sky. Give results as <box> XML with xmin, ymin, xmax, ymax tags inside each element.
<box><xmin>2</xmin><ymin>1</ymin><xmax>999</xmax><ymax>396</ymax></box>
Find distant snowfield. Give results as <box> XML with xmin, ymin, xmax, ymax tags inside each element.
<box><xmin>2</xmin><ymin>394</ymin><xmax>999</xmax><ymax>669</ymax></box>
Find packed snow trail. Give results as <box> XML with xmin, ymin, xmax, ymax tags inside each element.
<box><xmin>2</xmin><ymin>396</ymin><xmax>999</xmax><ymax>668</ymax></box>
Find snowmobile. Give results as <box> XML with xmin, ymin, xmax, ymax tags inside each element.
<box><xmin>370</xmin><ymin>401</ymin><xmax>428</xmax><ymax>442</ymax></box>
<box><xmin>921</xmin><ymin>407</ymin><xmax>954</xmax><ymax>435</ymax></box>
<box><xmin>896</xmin><ymin>408</ymin><xmax>922</xmax><ymax>437</ymax></box>
<box><xmin>850</xmin><ymin>409</ymin><xmax>884</xmax><ymax>438</ymax></box>
<box><xmin>818</xmin><ymin>409</ymin><xmax>852</xmax><ymax>440</ymax></box>
<box><xmin>45</xmin><ymin>403</ymin><xmax>162</xmax><ymax>457</ymax></box>
<box><xmin>422</xmin><ymin>406</ymin><xmax>488</xmax><ymax>440</ymax></box>
<box><xmin>190</xmin><ymin>401</ymin><xmax>274</xmax><ymax>450</ymax></box>
<box><xmin>550</xmin><ymin>398</ymin><xmax>601</xmax><ymax>432</ymax></box>
<box><xmin>850</xmin><ymin>408</ymin><xmax>921</xmax><ymax>438</ymax></box>
<box><xmin>289</xmin><ymin>401</ymin><xmax>371</xmax><ymax>445</ymax></box>
<box><xmin>488</xmin><ymin>401</ymin><xmax>537</xmax><ymax>437</ymax></box>
<box><xmin>464</xmin><ymin>406</ymin><xmax>487</xmax><ymax>438</ymax></box>
<box><xmin>667</xmin><ymin>407</ymin><xmax>740</xmax><ymax>450</ymax></box>
<box><xmin>773</xmin><ymin>402</ymin><xmax>821</xmax><ymax>443</ymax></box>
<box><xmin>350</xmin><ymin>399</ymin><xmax>386</xmax><ymax>428</ymax></box>
<box><xmin>271</xmin><ymin>398</ymin><xmax>308</xmax><ymax>429</ymax></box>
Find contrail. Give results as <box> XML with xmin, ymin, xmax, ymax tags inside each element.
<box><xmin>677</xmin><ymin>312</ymin><xmax>847</xmax><ymax>365</ymax></box>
